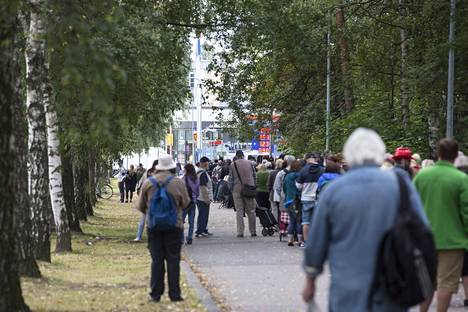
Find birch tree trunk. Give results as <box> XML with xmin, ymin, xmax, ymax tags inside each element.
<box><xmin>45</xmin><ymin>82</ymin><xmax>72</xmax><ymax>252</ymax></box>
<box><xmin>0</xmin><ymin>2</ymin><xmax>31</xmax><ymax>309</ymax></box>
<box><xmin>14</xmin><ymin>26</ymin><xmax>41</xmax><ymax>278</ymax></box>
<box><xmin>26</xmin><ymin>0</ymin><xmax>52</xmax><ymax>262</ymax></box>
<box><xmin>399</xmin><ymin>0</ymin><xmax>410</xmax><ymax>128</ymax></box>
<box><xmin>335</xmin><ymin>1</ymin><xmax>354</xmax><ymax>113</ymax></box>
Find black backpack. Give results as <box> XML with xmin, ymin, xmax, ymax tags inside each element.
<box><xmin>369</xmin><ymin>173</ymin><xmax>437</xmax><ymax>308</ymax></box>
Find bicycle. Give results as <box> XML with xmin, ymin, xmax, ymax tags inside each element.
<box><xmin>96</xmin><ymin>180</ymin><xmax>113</xmax><ymax>200</ymax></box>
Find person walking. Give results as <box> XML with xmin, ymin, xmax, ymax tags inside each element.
<box><xmin>283</xmin><ymin>160</ymin><xmax>304</xmax><ymax>247</ymax></box>
<box><xmin>256</xmin><ymin>164</ymin><xmax>270</xmax><ymax>209</ymax></box>
<box><xmin>230</xmin><ymin>150</ymin><xmax>257</xmax><ymax>237</ymax></box>
<box><xmin>135</xmin><ymin>155</ymin><xmax>190</xmax><ymax>302</ymax></box>
<box><xmin>195</xmin><ymin>157</ymin><xmax>213</xmax><ymax>238</ymax></box>
<box><xmin>116</xmin><ymin>165</ymin><xmax>127</xmax><ymax>203</ymax></box>
<box><xmin>124</xmin><ymin>165</ymin><xmax>138</xmax><ymax>203</ymax></box>
<box><xmin>393</xmin><ymin>147</ymin><xmax>414</xmax><ymax>179</ymax></box>
<box><xmin>295</xmin><ymin>152</ymin><xmax>323</xmax><ymax>244</ymax></box>
<box><xmin>182</xmin><ymin>163</ymin><xmax>199</xmax><ymax>245</ymax></box>
<box><xmin>455</xmin><ymin>153</ymin><xmax>468</xmax><ymax>307</ymax></box>
<box><xmin>414</xmin><ymin>139</ymin><xmax>468</xmax><ymax>312</ymax></box>
<box><xmin>302</xmin><ymin>128</ymin><xmax>428</xmax><ymax>312</ymax></box>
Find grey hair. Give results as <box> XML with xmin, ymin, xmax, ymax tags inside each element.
<box><xmin>284</xmin><ymin>155</ymin><xmax>296</xmax><ymax>166</ymax></box>
<box><xmin>343</xmin><ymin>128</ymin><xmax>386</xmax><ymax>167</ymax></box>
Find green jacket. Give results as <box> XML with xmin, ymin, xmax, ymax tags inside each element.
<box><xmin>414</xmin><ymin>161</ymin><xmax>468</xmax><ymax>250</ymax></box>
<box><xmin>256</xmin><ymin>170</ymin><xmax>269</xmax><ymax>193</ymax></box>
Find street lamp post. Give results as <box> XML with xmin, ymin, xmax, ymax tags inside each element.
<box><xmin>446</xmin><ymin>0</ymin><xmax>456</xmax><ymax>138</ymax></box>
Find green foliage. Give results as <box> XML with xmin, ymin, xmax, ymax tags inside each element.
<box><xmin>205</xmin><ymin>0</ymin><xmax>468</xmax><ymax>158</ymax></box>
<box><xmin>39</xmin><ymin>0</ymin><xmax>197</xmax><ymax>164</ymax></box>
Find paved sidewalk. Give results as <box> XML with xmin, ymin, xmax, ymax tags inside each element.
<box><xmin>183</xmin><ymin>203</ymin><xmax>328</xmax><ymax>312</ymax></box>
<box><xmin>183</xmin><ymin>203</ymin><xmax>466</xmax><ymax>312</ymax></box>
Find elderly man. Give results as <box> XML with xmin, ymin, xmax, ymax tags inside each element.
<box><xmin>230</xmin><ymin>150</ymin><xmax>257</xmax><ymax>237</ymax></box>
<box><xmin>136</xmin><ymin>155</ymin><xmax>190</xmax><ymax>302</ymax></box>
<box><xmin>302</xmin><ymin>128</ymin><xmax>428</xmax><ymax>311</ymax></box>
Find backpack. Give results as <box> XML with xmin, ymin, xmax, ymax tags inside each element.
<box><xmin>369</xmin><ymin>173</ymin><xmax>436</xmax><ymax>308</ymax></box>
<box><xmin>147</xmin><ymin>176</ymin><xmax>178</xmax><ymax>231</ymax></box>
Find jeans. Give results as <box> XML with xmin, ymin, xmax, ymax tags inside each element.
<box><xmin>212</xmin><ymin>180</ymin><xmax>218</xmax><ymax>200</ymax></box>
<box><xmin>147</xmin><ymin>228</ymin><xmax>182</xmax><ymax>300</ymax></box>
<box><xmin>118</xmin><ymin>181</ymin><xmax>125</xmax><ymax>202</ymax></box>
<box><xmin>287</xmin><ymin>209</ymin><xmax>303</xmax><ymax>235</ymax></box>
<box><xmin>182</xmin><ymin>202</ymin><xmax>196</xmax><ymax>241</ymax></box>
<box><xmin>135</xmin><ymin>214</ymin><xmax>146</xmax><ymax>240</ymax></box>
<box><xmin>196</xmin><ymin>200</ymin><xmax>210</xmax><ymax>235</ymax></box>
<box><xmin>301</xmin><ymin>200</ymin><xmax>316</xmax><ymax>225</ymax></box>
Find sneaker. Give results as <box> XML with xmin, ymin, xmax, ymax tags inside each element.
<box><xmin>186</xmin><ymin>239</ymin><xmax>193</xmax><ymax>245</ymax></box>
<box><xmin>237</xmin><ymin>234</ymin><xmax>244</xmax><ymax>238</ymax></box>
<box><xmin>195</xmin><ymin>233</ymin><xmax>203</xmax><ymax>238</ymax></box>
<box><xmin>133</xmin><ymin>238</ymin><xmax>142</xmax><ymax>242</ymax></box>
<box><xmin>204</xmin><ymin>231</ymin><xmax>213</xmax><ymax>236</ymax></box>
<box><xmin>299</xmin><ymin>242</ymin><xmax>306</xmax><ymax>248</ymax></box>
<box><xmin>251</xmin><ymin>234</ymin><xmax>257</xmax><ymax>237</ymax></box>
<box><xmin>125</xmin><ymin>200</ymin><xmax>129</xmax><ymax>203</ymax></box>
<box><xmin>288</xmin><ymin>242</ymin><xmax>294</xmax><ymax>247</ymax></box>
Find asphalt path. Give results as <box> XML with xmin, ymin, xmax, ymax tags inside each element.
<box><xmin>183</xmin><ymin>203</ymin><xmax>465</xmax><ymax>312</ymax></box>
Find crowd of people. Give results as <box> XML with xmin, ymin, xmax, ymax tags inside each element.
<box><xmin>129</xmin><ymin>127</ymin><xmax>467</xmax><ymax>311</ymax></box>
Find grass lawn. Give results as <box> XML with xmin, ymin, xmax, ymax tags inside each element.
<box><xmin>22</xmin><ymin>191</ymin><xmax>205</xmax><ymax>312</ymax></box>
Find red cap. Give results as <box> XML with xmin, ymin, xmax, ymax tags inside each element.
<box><xmin>393</xmin><ymin>147</ymin><xmax>413</xmax><ymax>160</ymax></box>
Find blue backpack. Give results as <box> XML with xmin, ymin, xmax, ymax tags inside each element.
<box><xmin>148</xmin><ymin>176</ymin><xmax>177</xmax><ymax>231</ymax></box>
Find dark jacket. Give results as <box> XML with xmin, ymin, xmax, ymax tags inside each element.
<box><xmin>295</xmin><ymin>163</ymin><xmax>323</xmax><ymax>201</ymax></box>
<box><xmin>124</xmin><ymin>171</ymin><xmax>138</xmax><ymax>191</ymax></box>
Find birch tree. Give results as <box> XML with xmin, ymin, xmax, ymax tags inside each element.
<box><xmin>25</xmin><ymin>0</ymin><xmax>52</xmax><ymax>262</ymax></box>
<box><xmin>0</xmin><ymin>1</ymin><xmax>30</xmax><ymax>309</ymax></box>
<box><xmin>45</xmin><ymin>81</ymin><xmax>72</xmax><ymax>252</ymax></box>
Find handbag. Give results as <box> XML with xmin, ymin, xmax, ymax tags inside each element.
<box><xmin>233</xmin><ymin>161</ymin><xmax>257</xmax><ymax>198</ymax></box>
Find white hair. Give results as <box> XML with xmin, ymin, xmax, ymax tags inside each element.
<box><xmin>284</xmin><ymin>155</ymin><xmax>296</xmax><ymax>165</ymax></box>
<box><xmin>343</xmin><ymin>128</ymin><xmax>386</xmax><ymax>167</ymax></box>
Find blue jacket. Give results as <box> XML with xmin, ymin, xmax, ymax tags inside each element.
<box><xmin>316</xmin><ymin>172</ymin><xmax>340</xmax><ymax>195</ymax></box>
<box><xmin>296</xmin><ymin>163</ymin><xmax>323</xmax><ymax>201</ymax></box>
<box><xmin>304</xmin><ymin>166</ymin><xmax>428</xmax><ymax>312</ymax></box>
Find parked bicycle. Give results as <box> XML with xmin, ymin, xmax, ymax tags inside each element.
<box><xmin>96</xmin><ymin>180</ymin><xmax>113</xmax><ymax>200</ymax></box>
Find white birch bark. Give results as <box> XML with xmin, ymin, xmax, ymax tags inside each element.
<box><xmin>45</xmin><ymin>80</ymin><xmax>72</xmax><ymax>252</ymax></box>
<box><xmin>26</xmin><ymin>0</ymin><xmax>52</xmax><ymax>262</ymax></box>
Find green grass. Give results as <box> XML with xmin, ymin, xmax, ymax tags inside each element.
<box><xmin>22</xmin><ymin>193</ymin><xmax>205</xmax><ymax>312</ymax></box>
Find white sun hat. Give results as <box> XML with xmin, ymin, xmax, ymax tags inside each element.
<box><xmin>155</xmin><ymin>155</ymin><xmax>176</xmax><ymax>171</ymax></box>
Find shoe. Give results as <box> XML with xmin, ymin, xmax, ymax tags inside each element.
<box><xmin>200</xmin><ymin>232</ymin><xmax>209</xmax><ymax>237</ymax></box>
<box><xmin>204</xmin><ymin>231</ymin><xmax>213</xmax><ymax>236</ymax></box>
<box><xmin>288</xmin><ymin>242</ymin><xmax>294</xmax><ymax>247</ymax></box>
<box><xmin>186</xmin><ymin>239</ymin><xmax>193</xmax><ymax>245</ymax></box>
<box><xmin>237</xmin><ymin>234</ymin><xmax>244</xmax><ymax>238</ymax></box>
<box><xmin>251</xmin><ymin>234</ymin><xmax>257</xmax><ymax>237</ymax></box>
<box><xmin>133</xmin><ymin>238</ymin><xmax>142</xmax><ymax>242</ymax></box>
<box><xmin>149</xmin><ymin>296</ymin><xmax>160</xmax><ymax>302</ymax></box>
<box><xmin>195</xmin><ymin>233</ymin><xmax>203</xmax><ymax>238</ymax></box>
<box><xmin>170</xmin><ymin>297</ymin><xmax>184</xmax><ymax>302</ymax></box>
<box><xmin>464</xmin><ymin>299</ymin><xmax>468</xmax><ymax>307</ymax></box>
<box><xmin>125</xmin><ymin>200</ymin><xmax>128</xmax><ymax>203</ymax></box>
<box><xmin>299</xmin><ymin>242</ymin><xmax>305</xmax><ymax>248</ymax></box>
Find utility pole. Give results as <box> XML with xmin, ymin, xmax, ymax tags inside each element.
<box><xmin>195</xmin><ymin>36</ymin><xmax>203</xmax><ymax>162</ymax></box>
<box><xmin>325</xmin><ymin>12</ymin><xmax>331</xmax><ymax>151</ymax></box>
<box><xmin>446</xmin><ymin>0</ymin><xmax>456</xmax><ymax>138</ymax></box>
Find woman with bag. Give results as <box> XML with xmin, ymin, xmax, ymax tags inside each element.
<box><xmin>182</xmin><ymin>163</ymin><xmax>199</xmax><ymax>245</ymax></box>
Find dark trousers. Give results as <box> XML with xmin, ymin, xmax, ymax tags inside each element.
<box><xmin>147</xmin><ymin>228</ymin><xmax>182</xmax><ymax>300</ymax></box>
<box><xmin>196</xmin><ymin>200</ymin><xmax>210</xmax><ymax>234</ymax></box>
<box><xmin>118</xmin><ymin>182</ymin><xmax>125</xmax><ymax>202</ymax></box>
<box><xmin>125</xmin><ymin>189</ymin><xmax>134</xmax><ymax>201</ymax></box>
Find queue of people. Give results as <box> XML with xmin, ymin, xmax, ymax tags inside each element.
<box><xmin>128</xmin><ymin>127</ymin><xmax>467</xmax><ymax>310</ymax></box>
